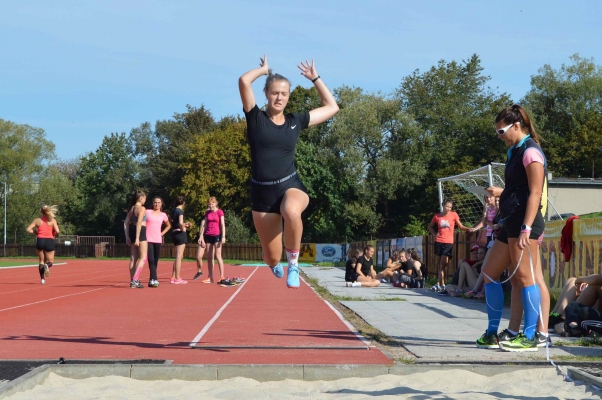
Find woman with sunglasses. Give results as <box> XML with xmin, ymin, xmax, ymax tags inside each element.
<box><xmin>476</xmin><ymin>105</ymin><xmax>547</xmax><ymax>352</ymax></box>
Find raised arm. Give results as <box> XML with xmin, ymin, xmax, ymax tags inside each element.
<box><xmin>239</xmin><ymin>55</ymin><xmax>269</xmax><ymax>113</ymax></box>
<box><xmin>297</xmin><ymin>60</ymin><xmax>339</xmax><ymax>127</ymax></box>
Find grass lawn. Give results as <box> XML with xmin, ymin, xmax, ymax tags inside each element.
<box><xmin>0</xmin><ymin>261</ymin><xmax>37</xmax><ymax>268</ymax></box>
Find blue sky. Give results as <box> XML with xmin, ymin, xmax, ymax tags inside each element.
<box><xmin>1</xmin><ymin>1</ymin><xmax>601</xmax><ymax>160</ymax></box>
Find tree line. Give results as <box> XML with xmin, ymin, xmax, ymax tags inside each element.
<box><xmin>1</xmin><ymin>54</ymin><xmax>601</xmax><ymax>244</ymax></box>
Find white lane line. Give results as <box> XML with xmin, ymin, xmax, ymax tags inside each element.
<box><xmin>0</xmin><ymin>266</ymin><xmax>196</xmax><ymax>312</ymax></box>
<box><xmin>0</xmin><ymin>286</ymin><xmax>118</xmax><ymax>313</ymax></box>
<box><xmin>189</xmin><ymin>266</ymin><xmax>259</xmax><ymax>347</ymax></box>
<box><xmin>300</xmin><ymin>275</ymin><xmax>373</xmax><ymax>348</ymax></box>
<box><xmin>0</xmin><ymin>262</ymin><xmax>67</xmax><ymax>270</ymax></box>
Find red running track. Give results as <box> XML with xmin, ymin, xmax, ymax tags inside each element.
<box><xmin>0</xmin><ymin>259</ymin><xmax>391</xmax><ymax>365</ymax></box>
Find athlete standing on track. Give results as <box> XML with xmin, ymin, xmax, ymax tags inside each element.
<box><xmin>170</xmin><ymin>195</ymin><xmax>190</xmax><ymax>284</ymax></box>
<box><xmin>200</xmin><ymin>197</ymin><xmax>228</xmax><ymax>285</ymax></box>
<box><xmin>239</xmin><ymin>55</ymin><xmax>339</xmax><ymax>288</ymax></box>
<box><xmin>145</xmin><ymin>197</ymin><xmax>171</xmax><ymax>288</ymax></box>
<box><xmin>124</xmin><ymin>190</ymin><xmax>147</xmax><ymax>289</ymax></box>
<box><xmin>476</xmin><ymin>105</ymin><xmax>547</xmax><ymax>352</ymax></box>
<box><xmin>26</xmin><ymin>205</ymin><xmax>60</xmax><ymax>284</ymax></box>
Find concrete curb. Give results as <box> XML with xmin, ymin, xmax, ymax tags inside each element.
<box><xmin>567</xmin><ymin>367</ymin><xmax>602</xmax><ymax>389</ymax></box>
<box><xmin>0</xmin><ymin>365</ymin><xmax>50</xmax><ymax>400</ymax></box>
<box><xmin>0</xmin><ymin>362</ymin><xmax>562</xmax><ymax>398</ymax></box>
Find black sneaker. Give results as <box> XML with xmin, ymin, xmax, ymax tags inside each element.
<box><xmin>536</xmin><ymin>331</ymin><xmax>553</xmax><ymax>347</ymax></box>
<box><xmin>548</xmin><ymin>312</ymin><xmax>563</xmax><ymax>329</ymax></box>
<box><xmin>219</xmin><ymin>278</ymin><xmax>236</xmax><ymax>287</ymax></box>
<box><xmin>476</xmin><ymin>331</ymin><xmax>499</xmax><ymax>349</ymax></box>
<box><xmin>193</xmin><ymin>272</ymin><xmax>203</xmax><ymax>280</ymax></box>
<box><xmin>437</xmin><ymin>289</ymin><xmax>449</xmax><ymax>296</ymax></box>
<box><xmin>130</xmin><ymin>280</ymin><xmax>144</xmax><ymax>289</ymax></box>
<box><xmin>498</xmin><ymin>329</ymin><xmax>518</xmax><ymax>344</ymax></box>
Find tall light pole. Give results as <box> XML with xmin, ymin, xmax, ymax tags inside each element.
<box><xmin>1</xmin><ymin>181</ymin><xmax>5</xmax><ymax>256</ymax></box>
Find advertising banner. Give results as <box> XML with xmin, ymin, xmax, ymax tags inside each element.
<box><xmin>299</xmin><ymin>243</ymin><xmax>316</xmax><ymax>263</ymax></box>
<box><xmin>315</xmin><ymin>244</ymin><xmax>343</xmax><ymax>262</ymax></box>
<box><xmin>540</xmin><ymin>218</ymin><xmax>602</xmax><ymax>289</ymax></box>
<box><xmin>383</xmin><ymin>240</ymin><xmax>390</xmax><ymax>267</ymax></box>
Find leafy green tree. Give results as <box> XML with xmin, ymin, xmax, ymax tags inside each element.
<box><xmin>395</xmin><ymin>54</ymin><xmax>511</xmax><ymax>233</ymax></box>
<box><xmin>130</xmin><ymin>105</ymin><xmax>217</xmax><ymax>203</ymax></box>
<box><xmin>0</xmin><ymin>119</ymin><xmax>77</xmax><ymax>243</ymax></box>
<box><xmin>180</xmin><ymin>119</ymin><xmax>251</xmax><ymax>234</ymax></box>
<box><xmin>523</xmin><ymin>54</ymin><xmax>602</xmax><ymax>178</ymax></box>
<box><xmin>66</xmin><ymin>133</ymin><xmax>142</xmax><ymax>238</ymax></box>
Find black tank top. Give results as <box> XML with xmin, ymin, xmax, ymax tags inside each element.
<box><xmin>499</xmin><ymin>136</ymin><xmax>546</xmax><ymax>219</ymax></box>
<box><xmin>244</xmin><ymin>105</ymin><xmax>310</xmax><ymax>182</ymax></box>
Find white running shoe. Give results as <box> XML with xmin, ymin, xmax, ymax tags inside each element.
<box><xmin>41</xmin><ymin>279</ymin><xmax>46</xmax><ymax>284</ymax></box>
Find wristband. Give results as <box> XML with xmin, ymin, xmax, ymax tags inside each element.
<box><xmin>520</xmin><ymin>230</ymin><xmax>531</xmax><ymax>234</ymax></box>
<box><xmin>311</xmin><ymin>75</ymin><xmax>321</xmax><ymax>83</ymax></box>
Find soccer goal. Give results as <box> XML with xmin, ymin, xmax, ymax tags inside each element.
<box><xmin>438</xmin><ymin>163</ymin><xmax>562</xmax><ymax>226</ymax></box>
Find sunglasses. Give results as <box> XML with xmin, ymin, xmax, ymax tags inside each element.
<box><xmin>496</xmin><ymin>122</ymin><xmax>517</xmax><ymax>135</ymax></box>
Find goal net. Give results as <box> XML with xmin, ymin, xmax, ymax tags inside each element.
<box><xmin>438</xmin><ymin>163</ymin><xmax>562</xmax><ymax>227</ymax></box>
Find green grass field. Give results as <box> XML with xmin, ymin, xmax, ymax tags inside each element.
<box><xmin>0</xmin><ymin>261</ymin><xmax>36</xmax><ymax>268</ymax></box>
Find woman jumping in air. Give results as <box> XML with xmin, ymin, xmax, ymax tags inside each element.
<box><xmin>124</xmin><ymin>190</ymin><xmax>147</xmax><ymax>289</ymax></box>
<box><xmin>238</xmin><ymin>55</ymin><xmax>339</xmax><ymax>288</ymax></box>
<box><xmin>26</xmin><ymin>205</ymin><xmax>60</xmax><ymax>284</ymax></box>
<box><xmin>476</xmin><ymin>105</ymin><xmax>547</xmax><ymax>352</ymax></box>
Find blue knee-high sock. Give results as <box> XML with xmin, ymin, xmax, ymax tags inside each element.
<box><xmin>485</xmin><ymin>282</ymin><xmax>504</xmax><ymax>336</ymax></box>
<box><xmin>522</xmin><ymin>284</ymin><xmax>541</xmax><ymax>340</ymax></box>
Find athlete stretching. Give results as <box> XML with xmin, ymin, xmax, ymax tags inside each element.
<box><xmin>239</xmin><ymin>55</ymin><xmax>339</xmax><ymax>287</ymax></box>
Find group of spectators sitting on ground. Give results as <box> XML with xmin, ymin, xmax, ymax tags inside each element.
<box><xmin>344</xmin><ymin>245</ymin><xmax>425</xmax><ymax>289</ymax></box>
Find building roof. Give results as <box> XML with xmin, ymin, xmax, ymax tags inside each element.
<box><xmin>549</xmin><ymin>177</ymin><xmax>602</xmax><ymax>186</ymax></box>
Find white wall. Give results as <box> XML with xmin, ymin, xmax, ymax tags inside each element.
<box><xmin>547</xmin><ymin>187</ymin><xmax>602</xmax><ymax>215</ymax></box>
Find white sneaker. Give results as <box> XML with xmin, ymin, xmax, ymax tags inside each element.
<box><xmin>431</xmin><ymin>284</ymin><xmax>440</xmax><ymax>292</ymax></box>
<box><xmin>41</xmin><ymin>279</ymin><xmax>45</xmax><ymax>284</ymax></box>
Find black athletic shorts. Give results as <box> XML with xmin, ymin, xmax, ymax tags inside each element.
<box><xmin>434</xmin><ymin>242</ymin><xmax>453</xmax><ymax>257</ymax></box>
<box><xmin>128</xmin><ymin>225</ymin><xmax>147</xmax><ymax>243</ymax></box>
<box><xmin>36</xmin><ymin>238</ymin><xmax>55</xmax><ymax>252</ymax></box>
<box><xmin>203</xmin><ymin>234</ymin><xmax>222</xmax><ymax>244</ymax></box>
<box><xmin>345</xmin><ymin>272</ymin><xmax>359</xmax><ymax>282</ymax></box>
<box><xmin>250</xmin><ymin>174</ymin><xmax>308</xmax><ymax>214</ymax></box>
<box><xmin>172</xmin><ymin>230</ymin><xmax>188</xmax><ymax>246</ymax></box>
<box><xmin>496</xmin><ymin>211</ymin><xmax>545</xmax><ymax>244</ymax></box>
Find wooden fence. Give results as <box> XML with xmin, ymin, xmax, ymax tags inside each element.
<box><xmin>0</xmin><ymin>242</ymin><xmax>287</xmax><ymax>262</ymax></box>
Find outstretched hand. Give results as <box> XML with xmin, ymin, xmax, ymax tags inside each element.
<box><xmin>260</xmin><ymin>54</ymin><xmax>269</xmax><ymax>75</ymax></box>
<box><xmin>298</xmin><ymin>59</ymin><xmax>318</xmax><ymax>81</ymax></box>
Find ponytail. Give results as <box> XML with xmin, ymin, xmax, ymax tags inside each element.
<box><xmin>41</xmin><ymin>205</ymin><xmax>58</xmax><ymax>220</ymax></box>
<box><xmin>129</xmin><ymin>190</ymin><xmax>146</xmax><ymax>208</ymax></box>
<box><xmin>263</xmin><ymin>69</ymin><xmax>291</xmax><ymax>95</ymax></box>
<box><xmin>495</xmin><ymin>104</ymin><xmax>540</xmax><ymax>143</ymax></box>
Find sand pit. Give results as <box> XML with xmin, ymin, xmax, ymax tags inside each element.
<box><xmin>6</xmin><ymin>368</ymin><xmax>597</xmax><ymax>399</ymax></box>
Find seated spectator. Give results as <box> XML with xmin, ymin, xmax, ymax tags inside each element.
<box><xmin>548</xmin><ymin>274</ymin><xmax>602</xmax><ymax>335</ymax></box>
<box><xmin>396</xmin><ymin>249</ymin><xmax>425</xmax><ymax>289</ymax></box>
<box><xmin>376</xmin><ymin>250</ymin><xmax>402</xmax><ymax>282</ymax></box>
<box><xmin>443</xmin><ymin>245</ymin><xmax>487</xmax><ymax>296</ymax></box>
<box><xmin>344</xmin><ymin>249</ymin><xmax>362</xmax><ymax>287</ymax></box>
<box><xmin>354</xmin><ymin>245</ymin><xmax>380</xmax><ymax>288</ymax></box>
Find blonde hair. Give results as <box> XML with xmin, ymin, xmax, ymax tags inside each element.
<box><xmin>207</xmin><ymin>196</ymin><xmax>219</xmax><ymax>206</ymax></box>
<box><xmin>41</xmin><ymin>205</ymin><xmax>58</xmax><ymax>220</ymax></box>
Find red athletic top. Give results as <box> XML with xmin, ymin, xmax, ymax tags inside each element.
<box><xmin>37</xmin><ymin>217</ymin><xmax>55</xmax><ymax>239</ymax></box>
